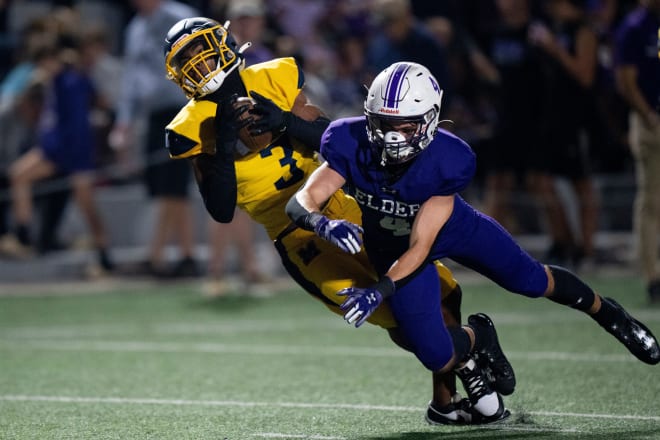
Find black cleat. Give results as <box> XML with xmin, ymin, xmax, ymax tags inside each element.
<box><xmin>601</xmin><ymin>297</ymin><xmax>660</xmax><ymax>365</ymax></box>
<box><xmin>468</xmin><ymin>313</ymin><xmax>516</xmax><ymax>395</ymax></box>
<box><xmin>425</xmin><ymin>394</ymin><xmax>472</xmax><ymax>425</ymax></box>
<box><xmin>426</xmin><ymin>393</ymin><xmax>510</xmax><ymax>426</ymax></box>
<box><xmin>454</xmin><ymin>357</ymin><xmax>508</xmax><ymax>423</ymax></box>
<box><xmin>470</xmin><ymin>406</ymin><xmax>511</xmax><ymax>425</ymax></box>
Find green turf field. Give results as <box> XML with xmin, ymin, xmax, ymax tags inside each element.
<box><xmin>1</xmin><ymin>275</ymin><xmax>659</xmax><ymax>439</ymax></box>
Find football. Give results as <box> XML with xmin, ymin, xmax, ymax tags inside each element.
<box><xmin>232</xmin><ymin>94</ymin><xmax>323</xmax><ymax>153</ymax></box>
<box><xmin>234</xmin><ymin>97</ymin><xmax>273</xmax><ymax>152</ymax></box>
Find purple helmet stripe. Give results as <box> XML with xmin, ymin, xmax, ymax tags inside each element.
<box><xmin>384</xmin><ymin>67</ymin><xmax>398</xmax><ymax>107</ymax></box>
<box><xmin>384</xmin><ymin>64</ymin><xmax>410</xmax><ymax>108</ymax></box>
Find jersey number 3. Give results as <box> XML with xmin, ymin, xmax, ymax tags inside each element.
<box><xmin>260</xmin><ymin>144</ymin><xmax>304</xmax><ymax>190</ymax></box>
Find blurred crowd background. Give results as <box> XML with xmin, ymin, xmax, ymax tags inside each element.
<box><xmin>0</xmin><ymin>0</ymin><xmax>655</xmax><ymax>287</ymax></box>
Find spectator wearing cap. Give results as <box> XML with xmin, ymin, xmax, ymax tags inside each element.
<box><xmin>225</xmin><ymin>0</ymin><xmax>274</xmax><ymax>66</ymax></box>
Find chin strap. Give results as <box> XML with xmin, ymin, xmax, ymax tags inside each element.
<box><xmin>238</xmin><ymin>41</ymin><xmax>252</xmax><ymax>54</ymax></box>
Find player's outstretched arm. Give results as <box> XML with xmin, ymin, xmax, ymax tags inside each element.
<box><xmin>334</xmin><ymin>195</ymin><xmax>456</xmax><ymax>328</ymax></box>
<box><xmin>336</xmin><ymin>280</ymin><xmax>393</xmax><ymax>328</ymax></box>
<box><xmin>286</xmin><ymin>163</ymin><xmax>362</xmax><ymax>254</ymax></box>
<box><xmin>386</xmin><ymin>195</ymin><xmax>455</xmax><ymax>283</ymax></box>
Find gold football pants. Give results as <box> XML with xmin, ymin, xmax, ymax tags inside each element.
<box><xmin>274</xmin><ymin>192</ymin><xmax>458</xmax><ymax>328</ymax></box>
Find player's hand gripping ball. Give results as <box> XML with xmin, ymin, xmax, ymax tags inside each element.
<box><xmin>232</xmin><ymin>92</ymin><xmax>323</xmax><ymax>152</ymax></box>
<box><xmin>232</xmin><ymin>96</ymin><xmax>273</xmax><ymax>152</ymax></box>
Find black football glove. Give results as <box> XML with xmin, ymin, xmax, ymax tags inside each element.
<box><xmin>247</xmin><ymin>91</ymin><xmax>291</xmax><ymax>136</ymax></box>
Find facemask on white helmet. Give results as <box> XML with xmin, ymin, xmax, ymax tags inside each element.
<box><xmin>364</xmin><ymin>62</ymin><xmax>443</xmax><ymax>166</ymax></box>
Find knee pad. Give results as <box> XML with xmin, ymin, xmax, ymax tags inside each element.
<box><xmin>547</xmin><ymin>265</ymin><xmax>595</xmax><ymax>312</ymax></box>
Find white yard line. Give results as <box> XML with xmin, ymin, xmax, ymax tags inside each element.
<box><xmin>254</xmin><ymin>434</ymin><xmax>346</xmax><ymax>440</ymax></box>
<box><xmin>0</xmin><ymin>338</ymin><xmax>636</xmax><ymax>363</ymax></box>
<box><xmin>0</xmin><ymin>320</ymin><xmax>346</xmax><ymax>339</ymax></box>
<box><xmin>0</xmin><ymin>339</ymin><xmax>410</xmax><ymax>358</ymax></box>
<box><xmin>1</xmin><ymin>394</ymin><xmax>657</xmax><ymax>425</ymax></box>
<box><xmin>1</xmin><ymin>310</ymin><xmax>657</xmax><ymax>340</ymax></box>
<box><xmin>530</xmin><ymin>410</ymin><xmax>660</xmax><ymax>421</ymax></box>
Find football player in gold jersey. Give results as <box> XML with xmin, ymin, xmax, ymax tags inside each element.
<box><xmin>162</xmin><ymin>17</ymin><xmax>514</xmax><ymax>424</ymax></box>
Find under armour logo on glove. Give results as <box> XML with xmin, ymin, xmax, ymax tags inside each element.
<box><xmin>337</xmin><ymin>287</ymin><xmax>384</xmax><ymax>328</ymax></box>
<box><xmin>314</xmin><ymin>216</ymin><xmax>363</xmax><ymax>254</ymax></box>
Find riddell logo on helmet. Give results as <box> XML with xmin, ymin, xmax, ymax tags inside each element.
<box><xmin>379</xmin><ymin>108</ymin><xmax>400</xmax><ymax>114</ymax></box>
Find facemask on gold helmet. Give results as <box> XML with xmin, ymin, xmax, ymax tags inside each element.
<box><xmin>164</xmin><ymin>17</ymin><xmax>251</xmax><ymax>98</ymax></box>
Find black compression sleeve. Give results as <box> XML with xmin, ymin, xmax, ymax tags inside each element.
<box><xmin>285</xmin><ymin>194</ymin><xmax>324</xmax><ymax>230</ymax></box>
<box><xmin>195</xmin><ymin>148</ymin><xmax>237</xmax><ymax>223</ymax></box>
<box><xmin>373</xmin><ymin>276</ymin><xmax>396</xmax><ymax>298</ymax></box>
<box><xmin>193</xmin><ymin>90</ymin><xmax>242</xmax><ymax>223</ymax></box>
<box><xmin>285</xmin><ymin>115</ymin><xmax>331</xmax><ymax>150</ymax></box>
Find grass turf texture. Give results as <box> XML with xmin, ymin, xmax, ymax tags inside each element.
<box><xmin>0</xmin><ymin>275</ymin><xmax>659</xmax><ymax>439</ymax></box>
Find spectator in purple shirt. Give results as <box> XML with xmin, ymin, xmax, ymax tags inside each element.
<box><xmin>3</xmin><ymin>41</ymin><xmax>113</xmax><ymax>273</ymax></box>
<box><xmin>614</xmin><ymin>0</ymin><xmax>660</xmax><ymax>303</ymax></box>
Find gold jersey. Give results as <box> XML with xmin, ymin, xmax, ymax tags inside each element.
<box><xmin>166</xmin><ymin>57</ymin><xmax>322</xmax><ymax>239</ymax></box>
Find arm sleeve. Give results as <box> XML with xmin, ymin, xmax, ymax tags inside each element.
<box><xmin>193</xmin><ymin>94</ymin><xmax>243</xmax><ymax>222</ymax></box>
<box><xmin>285</xmin><ymin>195</ymin><xmax>325</xmax><ymax>231</ymax></box>
<box><xmin>286</xmin><ymin>114</ymin><xmax>331</xmax><ymax>150</ymax></box>
<box><xmin>288</xmin><ymin>59</ymin><xmax>330</xmax><ymax>149</ymax></box>
<box><xmin>194</xmin><ymin>148</ymin><xmax>237</xmax><ymax>223</ymax></box>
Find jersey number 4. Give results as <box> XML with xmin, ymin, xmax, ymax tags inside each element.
<box><xmin>379</xmin><ymin>216</ymin><xmax>411</xmax><ymax>236</ymax></box>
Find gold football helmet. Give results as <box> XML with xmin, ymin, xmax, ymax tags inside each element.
<box><xmin>164</xmin><ymin>17</ymin><xmax>250</xmax><ymax>98</ymax></box>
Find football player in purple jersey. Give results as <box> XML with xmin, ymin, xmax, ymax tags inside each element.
<box><xmin>287</xmin><ymin>61</ymin><xmax>660</xmax><ymax>422</ymax></box>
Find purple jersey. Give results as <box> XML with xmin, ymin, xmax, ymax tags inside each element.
<box><xmin>322</xmin><ymin>116</ymin><xmax>475</xmax><ymax>261</ymax></box>
<box><xmin>321</xmin><ymin>116</ymin><xmax>547</xmax><ymax>297</ymax></box>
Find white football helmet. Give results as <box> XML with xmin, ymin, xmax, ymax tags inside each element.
<box><xmin>364</xmin><ymin>62</ymin><xmax>444</xmax><ymax>166</ymax></box>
